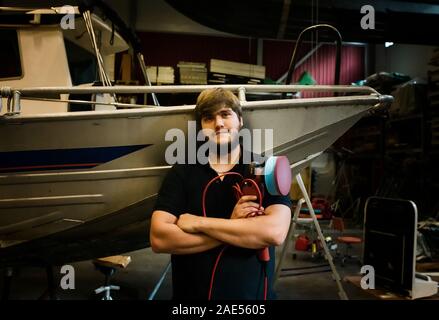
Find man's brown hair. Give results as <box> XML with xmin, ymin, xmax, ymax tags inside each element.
<box><xmin>194</xmin><ymin>88</ymin><xmax>242</xmax><ymax>124</ymax></box>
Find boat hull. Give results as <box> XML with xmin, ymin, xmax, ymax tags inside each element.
<box><xmin>0</xmin><ymin>96</ymin><xmax>381</xmax><ymax>266</ymax></box>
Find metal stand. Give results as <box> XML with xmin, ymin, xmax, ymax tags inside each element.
<box><xmin>95</xmin><ymin>284</ymin><xmax>120</xmax><ymax>300</ymax></box>
<box><xmin>274</xmin><ymin>153</ymin><xmax>348</xmax><ymax>300</ymax></box>
<box><xmin>94</xmin><ymin>265</ymin><xmax>120</xmax><ymax>300</ymax></box>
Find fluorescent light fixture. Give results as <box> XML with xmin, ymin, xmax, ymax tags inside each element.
<box><xmin>385</xmin><ymin>42</ymin><xmax>394</xmax><ymax>48</ymax></box>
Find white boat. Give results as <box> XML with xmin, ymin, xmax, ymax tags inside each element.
<box><xmin>0</xmin><ymin>5</ymin><xmax>392</xmax><ymax>267</ymax></box>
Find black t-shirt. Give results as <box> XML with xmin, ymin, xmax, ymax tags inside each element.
<box><xmin>153</xmin><ymin>151</ymin><xmax>292</xmax><ymax>300</ymax></box>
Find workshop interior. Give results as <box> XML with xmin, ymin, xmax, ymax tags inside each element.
<box><xmin>0</xmin><ymin>0</ymin><xmax>439</xmax><ymax>301</ymax></box>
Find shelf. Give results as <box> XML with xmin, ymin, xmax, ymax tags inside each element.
<box><xmin>351</xmin><ymin>132</ymin><xmax>382</xmax><ymax>139</ymax></box>
<box><xmin>389</xmin><ymin>114</ymin><xmax>423</xmax><ymax>123</ymax></box>
<box><xmin>386</xmin><ymin>148</ymin><xmax>423</xmax><ymax>155</ymax></box>
<box><xmin>348</xmin><ymin>154</ymin><xmax>383</xmax><ymax>160</ymax></box>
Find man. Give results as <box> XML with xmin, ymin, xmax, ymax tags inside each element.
<box><xmin>150</xmin><ymin>88</ymin><xmax>291</xmax><ymax>300</ymax></box>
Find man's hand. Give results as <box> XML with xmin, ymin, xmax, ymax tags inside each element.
<box><xmin>177</xmin><ymin>213</ymin><xmax>202</xmax><ymax>233</ymax></box>
<box><xmin>231</xmin><ymin>195</ymin><xmax>264</xmax><ymax>219</ymax></box>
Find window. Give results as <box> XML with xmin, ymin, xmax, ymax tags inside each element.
<box><xmin>0</xmin><ymin>29</ymin><xmax>22</xmax><ymax>79</ymax></box>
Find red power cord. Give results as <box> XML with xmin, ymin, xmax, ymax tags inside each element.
<box><xmin>202</xmin><ymin>172</ymin><xmax>269</xmax><ymax>300</ymax></box>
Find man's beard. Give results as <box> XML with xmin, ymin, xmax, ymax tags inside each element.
<box><xmin>207</xmin><ymin>132</ymin><xmax>240</xmax><ymax>158</ymax></box>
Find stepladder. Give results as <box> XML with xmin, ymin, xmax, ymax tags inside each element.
<box><xmin>274</xmin><ymin>153</ymin><xmax>348</xmax><ymax>300</ymax></box>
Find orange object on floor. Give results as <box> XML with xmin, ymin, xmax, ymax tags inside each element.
<box><xmin>332</xmin><ymin>217</ymin><xmax>362</xmax><ymax>266</ymax></box>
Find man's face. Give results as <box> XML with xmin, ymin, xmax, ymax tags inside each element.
<box><xmin>200</xmin><ymin>106</ymin><xmax>243</xmax><ymax>146</ymax></box>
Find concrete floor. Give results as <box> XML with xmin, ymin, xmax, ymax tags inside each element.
<box><xmin>0</xmin><ymin>225</ymin><xmax>370</xmax><ymax>300</ymax></box>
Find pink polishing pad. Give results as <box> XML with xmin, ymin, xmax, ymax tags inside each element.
<box><xmin>274</xmin><ymin>156</ymin><xmax>292</xmax><ymax>196</ymax></box>
<box><xmin>265</xmin><ymin>156</ymin><xmax>292</xmax><ymax>196</ymax></box>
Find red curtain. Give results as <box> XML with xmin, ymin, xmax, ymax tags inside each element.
<box><xmin>263</xmin><ymin>40</ymin><xmax>365</xmax><ymax>97</ymax></box>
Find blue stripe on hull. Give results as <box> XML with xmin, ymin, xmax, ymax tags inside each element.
<box><xmin>0</xmin><ymin>145</ymin><xmax>151</xmax><ymax>173</ymax></box>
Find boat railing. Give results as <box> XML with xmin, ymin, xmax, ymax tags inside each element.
<box><xmin>285</xmin><ymin>24</ymin><xmax>342</xmax><ymax>87</ymax></box>
<box><xmin>1</xmin><ymin>84</ymin><xmax>392</xmax><ymax>116</ymax></box>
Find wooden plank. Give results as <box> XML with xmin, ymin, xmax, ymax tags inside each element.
<box><xmin>94</xmin><ymin>255</ymin><xmax>131</xmax><ymax>268</ymax></box>
<box><xmin>210</xmin><ymin>59</ymin><xmax>265</xmax><ymax>79</ymax></box>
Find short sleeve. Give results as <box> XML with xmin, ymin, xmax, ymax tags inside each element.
<box><xmin>153</xmin><ymin>165</ymin><xmax>187</xmax><ymax>217</ymax></box>
<box><xmin>263</xmin><ymin>192</ymin><xmax>292</xmax><ymax>210</ymax></box>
